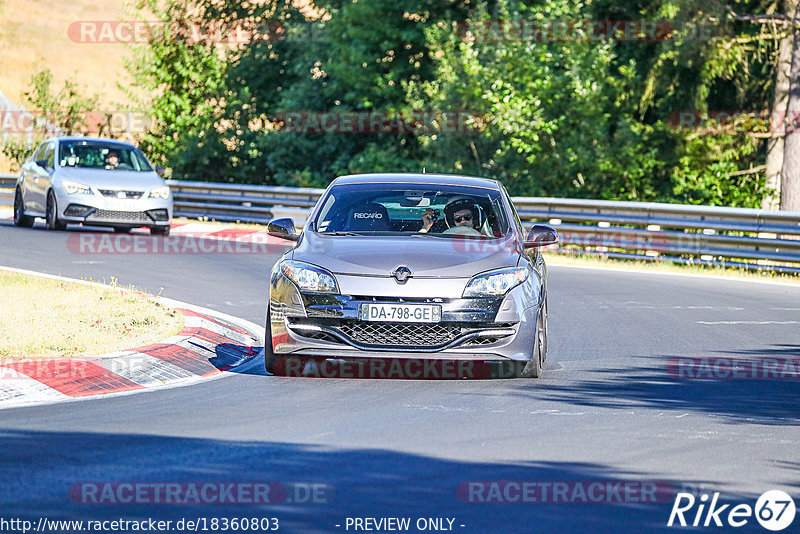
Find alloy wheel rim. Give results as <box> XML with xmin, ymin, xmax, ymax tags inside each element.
<box><xmin>47</xmin><ymin>198</ymin><xmax>52</xmax><ymax>225</ymax></box>
<box><xmin>537</xmin><ymin>315</ymin><xmax>544</xmax><ymax>369</ymax></box>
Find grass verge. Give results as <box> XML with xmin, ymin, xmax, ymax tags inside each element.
<box><xmin>0</xmin><ymin>270</ymin><xmax>184</xmax><ymax>360</ymax></box>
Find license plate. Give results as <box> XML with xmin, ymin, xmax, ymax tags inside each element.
<box><xmin>359</xmin><ymin>303</ymin><xmax>441</xmax><ymax>323</ymax></box>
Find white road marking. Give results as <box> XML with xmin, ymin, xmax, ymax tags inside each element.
<box><xmin>696</xmin><ymin>320</ymin><xmax>800</xmax><ymax>325</ymax></box>
<box><xmin>95</xmin><ymin>352</ymin><xmax>199</xmax><ymax>386</ymax></box>
<box><xmin>0</xmin><ymin>368</ymin><xmax>68</xmax><ymax>405</ymax></box>
<box><xmin>620</xmin><ymin>302</ymin><xmax>745</xmax><ymax>310</ymax></box>
<box><xmin>551</xmin><ymin>263</ymin><xmax>800</xmax><ymax>288</ymax></box>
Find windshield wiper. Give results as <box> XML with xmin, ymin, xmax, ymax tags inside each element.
<box><xmin>318</xmin><ymin>231</ymin><xmax>365</xmax><ymax>236</ymax></box>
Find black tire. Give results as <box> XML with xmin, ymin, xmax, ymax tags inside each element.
<box><xmin>13</xmin><ymin>189</ymin><xmax>34</xmax><ymax>228</ymax></box>
<box><xmin>541</xmin><ymin>294</ymin><xmax>548</xmax><ymax>363</ymax></box>
<box><xmin>150</xmin><ymin>226</ymin><xmax>170</xmax><ymax>236</ymax></box>
<box><xmin>46</xmin><ymin>190</ymin><xmax>66</xmax><ymax>231</ymax></box>
<box><xmin>264</xmin><ymin>305</ymin><xmax>276</xmax><ymax>374</ymax></box>
<box><xmin>520</xmin><ymin>302</ymin><xmax>546</xmax><ymax>378</ymax></box>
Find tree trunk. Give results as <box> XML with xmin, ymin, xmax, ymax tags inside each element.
<box><xmin>763</xmin><ymin>1</ymin><xmax>796</xmax><ymax>209</ymax></box>
<box><xmin>781</xmin><ymin>0</ymin><xmax>800</xmax><ymax>211</ymax></box>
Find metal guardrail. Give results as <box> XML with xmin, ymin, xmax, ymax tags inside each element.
<box><xmin>166</xmin><ymin>179</ymin><xmax>324</xmax><ymax>224</ymax></box>
<box><xmin>0</xmin><ymin>173</ymin><xmax>15</xmax><ymax>205</ymax></box>
<box><xmin>165</xmin><ymin>180</ymin><xmax>800</xmax><ymax>272</ymax></box>
<box><xmin>4</xmin><ymin>174</ymin><xmax>800</xmax><ymax>272</ymax></box>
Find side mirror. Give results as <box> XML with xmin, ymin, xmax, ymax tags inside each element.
<box><xmin>523</xmin><ymin>224</ymin><xmax>559</xmax><ymax>249</ymax></box>
<box><xmin>267</xmin><ymin>217</ymin><xmax>299</xmax><ymax>242</ymax></box>
<box><xmin>155</xmin><ymin>165</ymin><xmax>166</xmax><ymax>177</ymax></box>
<box><xmin>35</xmin><ymin>159</ymin><xmax>49</xmax><ymax>170</ymax></box>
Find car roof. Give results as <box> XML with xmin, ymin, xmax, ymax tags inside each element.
<box><xmin>49</xmin><ymin>136</ymin><xmax>139</xmax><ymax>148</ymax></box>
<box><xmin>333</xmin><ymin>173</ymin><xmax>502</xmax><ymax>190</ymax></box>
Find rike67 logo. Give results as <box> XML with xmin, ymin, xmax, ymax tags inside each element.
<box><xmin>668</xmin><ymin>490</ymin><xmax>796</xmax><ymax>531</ymax></box>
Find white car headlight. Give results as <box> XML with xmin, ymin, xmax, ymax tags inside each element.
<box><xmin>281</xmin><ymin>260</ymin><xmax>338</xmax><ymax>294</ymax></box>
<box><xmin>149</xmin><ymin>186</ymin><xmax>170</xmax><ymax>199</ymax></box>
<box><xmin>463</xmin><ymin>266</ymin><xmax>528</xmax><ymax>297</ymax></box>
<box><xmin>63</xmin><ymin>181</ymin><xmax>92</xmax><ymax>195</ymax></box>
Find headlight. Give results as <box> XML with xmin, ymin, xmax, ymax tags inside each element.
<box><xmin>149</xmin><ymin>186</ymin><xmax>170</xmax><ymax>199</ymax></box>
<box><xmin>281</xmin><ymin>260</ymin><xmax>338</xmax><ymax>293</ymax></box>
<box><xmin>463</xmin><ymin>266</ymin><xmax>528</xmax><ymax>297</ymax></box>
<box><xmin>63</xmin><ymin>181</ymin><xmax>92</xmax><ymax>195</ymax></box>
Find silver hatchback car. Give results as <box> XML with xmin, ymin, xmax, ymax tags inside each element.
<box><xmin>265</xmin><ymin>173</ymin><xmax>558</xmax><ymax>378</ymax></box>
<box><xmin>13</xmin><ymin>136</ymin><xmax>172</xmax><ymax>235</ymax></box>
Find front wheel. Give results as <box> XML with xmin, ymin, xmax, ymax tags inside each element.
<box><xmin>264</xmin><ymin>305</ymin><xmax>276</xmax><ymax>374</ymax></box>
<box><xmin>150</xmin><ymin>226</ymin><xmax>170</xmax><ymax>236</ymax></box>
<box><xmin>520</xmin><ymin>303</ymin><xmax>546</xmax><ymax>378</ymax></box>
<box><xmin>46</xmin><ymin>190</ymin><xmax>66</xmax><ymax>231</ymax></box>
<box><xmin>13</xmin><ymin>189</ymin><xmax>34</xmax><ymax>228</ymax></box>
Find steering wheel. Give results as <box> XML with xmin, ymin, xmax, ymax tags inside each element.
<box><xmin>443</xmin><ymin>225</ymin><xmax>482</xmax><ymax>237</ymax></box>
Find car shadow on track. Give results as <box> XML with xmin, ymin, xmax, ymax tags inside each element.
<box><xmin>212</xmin><ymin>345</ymin><xmax>266</xmax><ymax>376</ymax></box>
<box><xmin>506</xmin><ymin>346</ymin><xmax>800</xmax><ymax>426</ymax></box>
<box><xmin>0</xmin><ymin>429</ymin><xmax>759</xmax><ymax>534</ymax></box>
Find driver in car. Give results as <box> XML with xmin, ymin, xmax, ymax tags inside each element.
<box><xmin>104</xmin><ymin>150</ymin><xmax>120</xmax><ymax>169</ymax></box>
<box><xmin>419</xmin><ymin>197</ymin><xmax>484</xmax><ymax>234</ymax></box>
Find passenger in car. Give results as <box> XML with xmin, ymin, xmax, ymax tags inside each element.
<box><xmin>420</xmin><ymin>197</ymin><xmax>486</xmax><ymax>235</ymax></box>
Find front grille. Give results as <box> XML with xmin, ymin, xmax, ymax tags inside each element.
<box><xmin>288</xmin><ymin>318</ymin><xmax>517</xmax><ymax>349</ymax></box>
<box><xmin>146</xmin><ymin>209</ymin><xmax>169</xmax><ymax>221</ymax></box>
<box><xmin>463</xmin><ymin>335</ymin><xmax>506</xmax><ymax>346</ymax></box>
<box><xmin>98</xmin><ymin>189</ymin><xmax>144</xmax><ymax>199</ymax></box>
<box><xmin>340</xmin><ymin>321</ymin><xmax>461</xmax><ymax>347</ymax></box>
<box><xmin>64</xmin><ymin>204</ymin><xmax>94</xmax><ymax>217</ymax></box>
<box><xmin>86</xmin><ymin>209</ymin><xmax>150</xmax><ymax>223</ymax></box>
<box><xmin>299</xmin><ymin>330</ymin><xmax>341</xmax><ymax>342</ymax></box>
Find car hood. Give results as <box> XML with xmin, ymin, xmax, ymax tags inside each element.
<box><xmin>293</xmin><ymin>231</ymin><xmax>522</xmax><ymax>277</ymax></box>
<box><xmin>56</xmin><ymin>167</ymin><xmax>165</xmax><ymax>190</ymax></box>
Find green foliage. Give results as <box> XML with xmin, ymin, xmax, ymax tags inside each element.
<box><xmin>123</xmin><ymin>0</ymin><xmax>783</xmax><ymax>206</ymax></box>
<box><xmin>1</xmin><ymin>69</ymin><xmax>106</xmax><ymax>169</ymax></box>
<box><xmin>673</xmin><ymin>132</ymin><xmax>766</xmax><ymax>207</ymax></box>
<box><xmin>122</xmin><ymin>0</ymin><xmax>229</xmax><ymax>178</ymax></box>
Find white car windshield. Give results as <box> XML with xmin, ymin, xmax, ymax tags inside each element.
<box><xmin>58</xmin><ymin>141</ymin><xmax>153</xmax><ymax>172</ymax></box>
<box><xmin>313</xmin><ymin>183</ymin><xmax>510</xmax><ymax>238</ymax></box>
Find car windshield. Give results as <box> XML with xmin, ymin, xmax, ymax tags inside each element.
<box><xmin>313</xmin><ymin>183</ymin><xmax>510</xmax><ymax>238</ymax></box>
<box><xmin>58</xmin><ymin>141</ymin><xmax>153</xmax><ymax>172</ymax></box>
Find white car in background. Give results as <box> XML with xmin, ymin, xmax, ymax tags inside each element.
<box><xmin>13</xmin><ymin>136</ymin><xmax>172</xmax><ymax>235</ymax></box>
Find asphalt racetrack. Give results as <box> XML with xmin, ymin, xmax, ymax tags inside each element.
<box><xmin>1</xmin><ymin>220</ymin><xmax>799</xmax><ymax>533</ymax></box>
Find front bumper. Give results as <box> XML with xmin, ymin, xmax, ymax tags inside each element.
<box><xmin>268</xmin><ymin>269</ymin><xmax>539</xmax><ymax>362</ymax></box>
<box><xmin>56</xmin><ymin>189</ymin><xmax>172</xmax><ymax>227</ymax></box>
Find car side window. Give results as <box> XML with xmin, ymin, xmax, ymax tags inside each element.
<box><xmin>503</xmin><ymin>187</ymin><xmax>525</xmax><ymax>237</ymax></box>
<box><xmin>43</xmin><ymin>142</ymin><xmax>56</xmax><ymax>168</ymax></box>
<box><xmin>32</xmin><ymin>142</ymin><xmax>48</xmax><ymax>162</ymax></box>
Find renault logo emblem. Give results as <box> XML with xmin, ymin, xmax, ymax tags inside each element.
<box><xmin>392</xmin><ymin>266</ymin><xmax>412</xmax><ymax>284</ymax></box>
